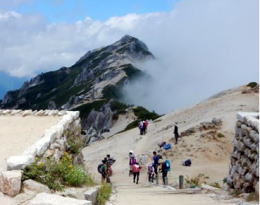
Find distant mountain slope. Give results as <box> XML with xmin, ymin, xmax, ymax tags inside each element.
<box><xmin>0</xmin><ymin>72</ymin><xmax>27</xmax><ymax>100</ymax></box>
<box><xmin>0</xmin><ymin>35</ymin><xmax>158</xmax><ymax>142</ymax></box>
<box><xmin>1</xmin><ymin>35</ymin><xmax>153</xmax><ymax>110</ymax></box>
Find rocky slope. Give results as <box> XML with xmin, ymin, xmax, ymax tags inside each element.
<box><xmin>0</xmin><ymin>35</ymin><xmax>158</xmax><ymax>141</ymax></box>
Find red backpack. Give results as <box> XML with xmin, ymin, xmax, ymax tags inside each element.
<box><xmin>132</xmin><ymin>164</ymin><xmax>141</xmax><ymax>173</ymax></box>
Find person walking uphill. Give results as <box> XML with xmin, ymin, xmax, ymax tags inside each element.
<box><xmin>173</xmin><ymin>123</ymin><xmax>180</xmax><ymax>144</ymax></box>
<box><xmin>132</xmin><ymin>162</ymin><xmax>141</xmax><ymax>184</ymax></box>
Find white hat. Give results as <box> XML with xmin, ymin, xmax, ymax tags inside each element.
<box><xmin>129</xmin><ymin>150</ymin><xmax>134</xmax><ymax>154</ymax></box>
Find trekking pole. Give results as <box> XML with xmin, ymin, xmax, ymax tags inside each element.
<box><xmin>179</xmin><ymin>175</ymin><xmax>184</xmax><ymax>189</ymax></box>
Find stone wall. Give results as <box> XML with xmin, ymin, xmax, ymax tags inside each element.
<box><xmin>227</xmin><ymin>112</ymin><xmax>259</xmax><ymax>194</ymax></box>
<box><xmin>0</xmin><ymin>109</ymin><xmax>81</xmax><ymax>170</ymax></box>
<box><xmin>0</xmin><ymin>109</ymin><xmax>81</xmax><ymax>196</ymax></box>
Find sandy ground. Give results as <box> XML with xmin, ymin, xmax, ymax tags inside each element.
<box><xmin>82</xmin><ymin>85</ymin><xmax>258</xmax><ymax>205</ymax></box>
<box><xmin>0</xmin><ymin>115</ymin><xmax>61</xmax><ymax>169</ymax></box>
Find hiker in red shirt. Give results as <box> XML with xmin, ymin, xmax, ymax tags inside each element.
<box><xmin>143</xmin><ymin>120</ymin><xmax>148</xmax><ymax>134</ymax></box>
<box><xmin>132</xmin><ymin>162</ymin><xmax>141</xmax><ymax>184</ymax></box>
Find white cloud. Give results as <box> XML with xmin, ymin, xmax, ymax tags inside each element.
<box><xmin>0</xmin><ymin>0</ymin><xmax>258</xmax><ymax>113</ymax></box>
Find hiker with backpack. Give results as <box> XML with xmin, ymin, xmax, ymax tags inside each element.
<box><xmin>139</xmin><ymin>121</ymin><xmax>144</xmax><ymax>135</ymax></box>
<box><xmin>159</xmin><ymin>158</ymin><xmax>171</xmax><ymax>185</ymax></box>
<box><xmin>129</xmin><ymin>150</ymin><xmax>137</xmax><ymax>176</ymax></box>
<box><xmin>152</xmin><ymin>151</ymin><xmax>160</xmax><ymax>180</ymax></box>
<box><xmin>147</xmin><ymin>163</ymin><xmax>155</xmax><ymax>183</ymax></box>
<box><xmin>97</xmin><ymin>159</ymin><xmax>110</xmax><ymax>183</ymax></box>
<box><xmin>132</xmin><ymin>162</ymin><xmax>141</xmax><ymax>184</ymax></box>
<box><xmin>143</xmin><ymin>120</ymin><xmax>148</xmax><ymax>134</ymax></box>
<box><xmin>173</xmin><ymin>123</ymin><xmax>180</xmax><ymax>144</ymax></box>
<box><xmin>106</xmin><ymin>154</ymin><xmax>116</xmax><ymax>176</ymax></box>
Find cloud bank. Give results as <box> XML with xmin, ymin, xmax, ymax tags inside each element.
<box><xmin>0</xmin><ymin>0</ymin><xmax>258</xmax><ymax>113</ymax></box>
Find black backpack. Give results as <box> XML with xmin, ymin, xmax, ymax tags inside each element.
<box><xmin>97</xmin><ymin>164</ymin><xmax>105</xmax><ymax>174</ymax></box>
<box><xmin>183</xmin><ymin>159</ymin><xmax>192</xmax><ymax>166</ymax></box>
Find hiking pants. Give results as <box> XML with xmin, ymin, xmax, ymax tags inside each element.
<box><xmin>133</xmin><ymin>172</ymin><xmax>140</xmax><ymax>184</ymax></box>
<box><xmin>162</xmin><ymin>171</ymin><xmax>168</xmax><ymax>185</ymax></box>
<box><xmin>148</xmin><ymin>173</ymin><xmax>154</xmax><ymax>182</ymax></box>
<box><xmin>153</xmin><ymin>164</ymin><xmax>158</xmax><ymax>176</ymax></box>
<box><xmin>174</xmin><ymin>133</ymin><xmax>179</xmax><ymax>144</ymax></box>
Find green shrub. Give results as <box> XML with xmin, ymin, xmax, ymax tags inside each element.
<box><xmin>133</xmin><ymin>106</ymin><xmax>160</xmax><ymax>121</ymax></box>
<box><xmin>210</xmin><ymin>182</ymin><xmax>221</xmax><ymax>188</ymax></box>
<box><xmin>96</xmin><ymin>183</ymin><xmax>112</xmax><ymax>205</ymax></box>
<box><xmin>64</xmin><ymin>166</ymin><xmax>88</xmax><ymax>186</ymax></box>
<box><xmin>67</xmin><ymin>137</ymin><xmax>84</xmax><ymax>154</ymax></box>
<box><xmin>217</xmin><ymin>132</ymin><xmax>225</xmax><ymax>138</ymax></box>
<box><xmin>247</xmin><ymin>82</ymin><xmax>258</xmax><ymax>88</ymax></box>
<box><xmin>246</xmin><ymin>192</ymin><xmax>259</xmax><ymax>202</ymax></box>
<box><xmin>22</xmin><ymin>153</ymin><xmax>94</xmax><ymax>191</ymax></box>
<box><xmin>124</xmin><ymin>120</ymin><xmax>139</xmax><ymax>131</ymax></box>
<box><xmin>185</xmin><ymin>174</ymin><xmax>209</xmax><ymax>187</ymax></box>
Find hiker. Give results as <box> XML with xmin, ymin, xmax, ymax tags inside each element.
<box><xmin>147</xmin><ymin>163</ymin><xmax>155</xmax><ymax>183</ymax></box>
<box><xmin>160</xmin><ymin>158</ymin><xmax>171</xmax><ymax>185</ymax></box>
<box><xmin>129</xmin><ymin>150</ymin><xmax>137</xmax><ymax>176</ymax></box>
<box><xmin>132</xmin><ymin>162</ymin><xmax>141</xmax><ymax>184</ymax></box>
<box><xmin>143</xmin><ymin>120</ymin><xmax>148</xmax><ymax>134</ymax></box>
<box><xmin>173</xmin><ymin>123</ymin><xmax>180</xmax><ymax>144</ymax></box>
<box><xmin>139</xmin><ymin>121</ymin><xmax>144</xmax><ymax>135</ymax></box>
<box><xmin>152</xmin><ymin>151</ymin><xmax>160</xmax><ymax>178</ymax></box>
<box><xmin>106</xmin><ymin>154</ymin><xmax>116</xmax><ymax>176</ymax></box>
<box><xmin>98</xmin><ymin>159</ymin><xmax>110</xmax><ymax>183</ymax></box>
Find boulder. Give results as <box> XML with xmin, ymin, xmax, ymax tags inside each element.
<box><xmin>28</xmin><ymin>193</ymin><xmax>92</xmax><ymax>205</ymax></box>
<box><xmin>23</xmin><ymin>180</ymin><xmax>51</xmax><ymax>193</ymax></box>
<box><xmin>7</xmin><ymin>155</ymin><xmax>34</xmax><ymax>170</ymax></box>
<box><xmin>0</xmin><ymin>170</ymin><xmax>22</xmax><ymax>197</ymax></box>
<box><xmin>84</xmin><ymin>186</ymin><xmax>99</xmax><ymax>204</ymax></box>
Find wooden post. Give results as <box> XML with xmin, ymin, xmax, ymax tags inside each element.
<box><xmin>179</xmin><ymin>175</ymin><xmax>184</xmax><ymax>189</ymax></box>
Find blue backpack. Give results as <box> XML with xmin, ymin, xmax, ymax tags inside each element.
<box><xmin>163</xmin><ymin>143</ymin><xmax>172</xmax><ymax>150</ymax></box>
<box><xmin>165</xmin><ymin>160</ymin><xmax>171</xmax><ymax>171</ymax></box>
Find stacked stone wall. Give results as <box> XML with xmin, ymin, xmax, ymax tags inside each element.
<box><xmin>0</xmin><ymin>109</ymin><xmax>81</xmax><ymax>197</ymax></box>
<box><xmin>227</xmin><ymin>112</ymin><xmax>259</xmax><ymax>194</ymax></box>
<box><xmin>0</xmin><ymin>109</ymin><xmax>81</xmax><ymax>170</ymax></box>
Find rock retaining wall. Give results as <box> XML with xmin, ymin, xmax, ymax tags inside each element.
<box><xmin>0</xmin><ymin>109</ymin><xmax>81</xmax><ymax>197</ymax></box>
<box><xmin>227</xmin><ymin>112</ymin><xmax>259</xmax><ymax>194</ymax></box>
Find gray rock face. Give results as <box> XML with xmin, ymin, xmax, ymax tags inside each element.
<box><xmin>83</xmin><ymin>102</ymin><xmax>113</xmax><ymax>143</ymax></box>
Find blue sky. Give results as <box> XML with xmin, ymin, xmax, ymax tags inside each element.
<box><xmin>17</xmin><ymin>0</ymin><xmax>180</xmax><ymax>22</ymax></box>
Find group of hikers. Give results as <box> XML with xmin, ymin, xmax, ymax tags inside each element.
<box><xmin>97</xmin><ymin>122</ymin><xmax>180</xmax><ymax>185</ymax></box>
<box><xmin>138</xmin><ymin>120</ymin><xmax>149</xmax><ymax>135</ymax></box>
<box><xmin>129</xmin><ymin>150</ymin><xmax>171</xmax><ymax>185</ymax></box>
